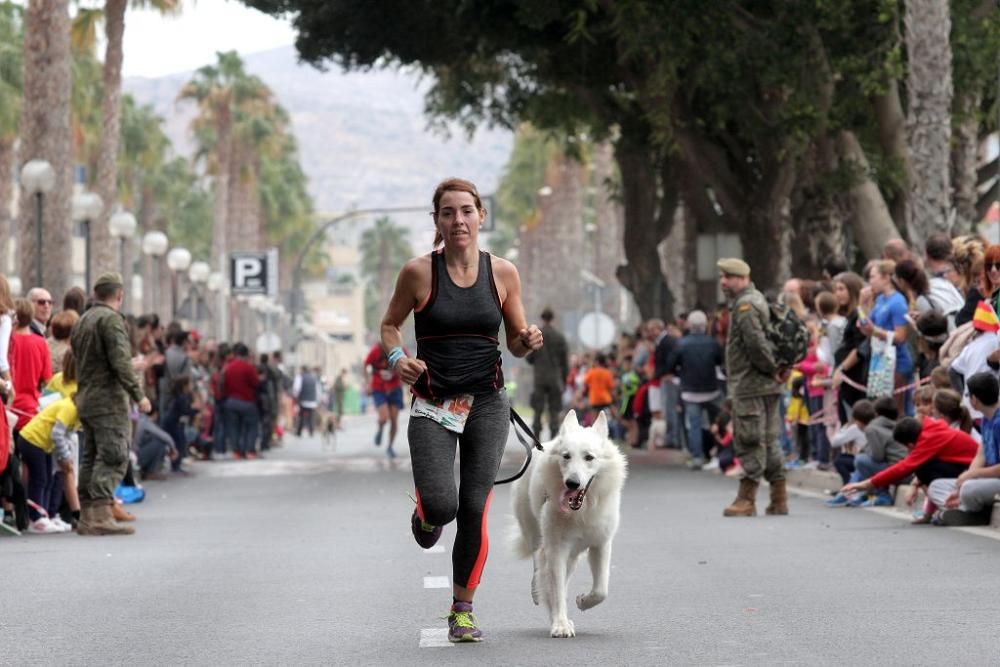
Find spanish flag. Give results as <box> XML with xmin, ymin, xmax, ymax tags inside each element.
<box><xmin>973</xmin><ymin>301</ymin><xmax>1000</xmax><ymax>333</ymax></box>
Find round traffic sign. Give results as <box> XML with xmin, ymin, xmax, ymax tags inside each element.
<box><xmin>578</xmin><ymin>311</ymin><xmax>616</xmax><ymax>350</ymax></box>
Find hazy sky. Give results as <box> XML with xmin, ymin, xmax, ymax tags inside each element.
<box><xmin>119</xmin><ymin>0</ymin><xmax>296</xmax><ymax>78</ymax></box>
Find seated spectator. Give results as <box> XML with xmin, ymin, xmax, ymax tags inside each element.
<box><xmin>932</xmin><ymin>388</ymin><xmax>975</xmax><ymax>436</ymax></box>
<box><xmin>826</xmin><ymin>399</ymin><xmax>875</xmax><ymax>493</ymax></box>
<box><xmin>134</xmin><ymin>412</ymin><xmax>176</xmax><ymax>481</ymax></box>
<box><xmin>841</xmin><ymin>415</ymin><xmax>978</xmax><ymax>506</ymax></box>
<box><xmin>160</xmin><ymin>375</ymin><xmax>200</xmax><ymax>474</ymax></box>
<box><xmin>926</xmin><ymin>372</ymin><xmax>1000</xmax><ymax>526</ymax></box>
<box><xmin>831</xmin><ymin>397</ymin><xmax>903</xmax><ymax>507</ymax></box>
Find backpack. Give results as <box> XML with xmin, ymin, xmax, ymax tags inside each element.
<box><xmin>766</xmin><ymin>301</ymin><xmax>810</xmax><ymax>368</ymax></box>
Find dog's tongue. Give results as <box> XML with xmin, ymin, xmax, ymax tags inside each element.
<box><xmin>559</xmin><ymin>488</ymin><xmax>583</xmax><ymax>513</ymax></box>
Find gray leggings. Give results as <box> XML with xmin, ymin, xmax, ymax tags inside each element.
<box><xmin>409</xmin><ymin>390</ymin><xmax>510</xmax><ymax>589</ymax></box>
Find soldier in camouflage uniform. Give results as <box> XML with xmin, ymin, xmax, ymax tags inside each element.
<box><xmin>717</xmin><ymin>259</ymin><xmax>789</xmax><ymax>517</ymax></box>
<box><xmin>71</xmin><ymin>273</ymin><xmax>152</xmax><ymax>535</ymax></box>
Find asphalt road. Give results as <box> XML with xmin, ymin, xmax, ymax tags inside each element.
<box><xmin>4</xmin><ymin>412</ymin><xmax>999</xmax><ymax>666</ymax></box>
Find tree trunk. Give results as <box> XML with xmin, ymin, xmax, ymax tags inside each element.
<box><xmin>837</xmin><ymin>131</ymin><xmax>901</xmax><ymax>259</ymax></box>
<box><xmin>904</xmin><ymin>0</ymin><xmax>954</xmax><ymax>249</ymax></box>
<box><xmin>613</xmin><ymin>134</ymin><xmax>674</xmax><ymax>322</ymax></box>
<box><xmin>789</xmin><ymin>137</ymin><xmax>845</xmax><ymax>278</ymax></box>
<box><xmin>91</xmin><ymin>0</ymin><xmax>127</xmax><ymax>282</ymax></box>
<box><xmin>0</xmin><ymin>138</ymin><xmax>15</xmax><ymax>274</ymax></box>
<box><xmin>17</xmin><ymin>0</ymin><xmax>72</xmax><ymax>297</ymax></box>
<box><xmin>872</xmin><ymin>80</ymin><xmax>911</xmax><ymax>231</ymax></box>
<box><xmin>211</xmin><ymin>115</ymin><xmax>231</xmax><ymax>270</ymax></box>
<box><xmin>951</xmin><ymin>93</ymin><xmax>980</xmax><ymax>236</ymax></box>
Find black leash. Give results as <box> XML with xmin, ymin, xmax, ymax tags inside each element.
<box><xmin>495</xmin><ymin>408</ymin><xmax>545</xmax><ymax>485</ymax></box>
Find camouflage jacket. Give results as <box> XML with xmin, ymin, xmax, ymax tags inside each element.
<box><xmin>71</xmin><ymin>304</ymin><xmax>144</xmax><ymax>418</ymax></box>
<box><xmin>725</xmin><ymin>284</ymin><xmax>780</xmax><ymax>398</ymax></box>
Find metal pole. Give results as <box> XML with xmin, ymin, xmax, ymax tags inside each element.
<box><xmin>152</xmin><ymin>261</ymin><xmax>159</xmax><ymax>319</ymax></box>
<box><xmin>171</xmin><ymin>271</ymin><xmax>177</xmax><ymax>320</ymax></box>
<box><xmin>84</xmin><ymin>219</ymin><xmax>92</xmax><ymax>291</ymax></box>
<box><xmin>34</xmin><ymin>193</ymin><xmax>43</xmax><ymax>287</ymax></box>
<box><xmin>118</xmin><ymin>239</ymin><xmax>125</xmax><ymax>279</ymax></box>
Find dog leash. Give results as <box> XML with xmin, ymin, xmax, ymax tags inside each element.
<box><xmin>495</xmin><ymin>408</ymin><xmax>545</xmax><ymax>486</ymax></box>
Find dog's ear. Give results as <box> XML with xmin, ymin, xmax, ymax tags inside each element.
<box><xmin>591</xmin><ymin>410</ymin><xmax>609</xmax><ymax>440</ymax></box>
<box><xmin>559</xmin><ymin>410</ymin><xmax>580</xmax><ymax>435</ymax></box>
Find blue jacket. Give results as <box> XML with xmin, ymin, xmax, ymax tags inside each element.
<box><xmin>665</xmin><ymin>333</ymin><xmax>723</xmax><ymax>395</ymax></box>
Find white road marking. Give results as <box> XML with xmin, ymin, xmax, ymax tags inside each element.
<box><xmin>423</xmin><ymin>576</ymin><xmax>450</xmax><ymax>589</ymax></box>
<box><xmin>423</xmin><ymin>545</ymin><xmax>446</xmax><ymax>554</ymax></box>
<box><xmin>419</xmin><ymin>628</ymin><xmax>453</xmax><ymax>648</ymax></box>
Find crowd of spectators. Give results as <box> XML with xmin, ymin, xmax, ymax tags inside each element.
<box><xmin>545</xmin><ymin>231</ymin><xmax>1000</xmax><ymax>527</ymax></box>
<box><xmin>0</xmin><ymin>276</ymin><xmax>339</xmax><ymax>536</ymax></box>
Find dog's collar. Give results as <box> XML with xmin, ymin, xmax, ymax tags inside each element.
<box><xmin>569</xmin><ymin>475</ymin><xmax>596</xmax><ymax>511</ymax></box>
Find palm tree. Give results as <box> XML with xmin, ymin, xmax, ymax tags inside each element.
<box><xmin>0</xmin><ymin>3</ymin><xmax>23</xmax><ymax>274</ymax></box>
<box><xmin>178</xmin><ymin>51</ymin><xmax>269</xmax><ymax>271</ymax></box>
<box><xmin>904</xmin><ymin>0</ymin><xmax>954</xmax><ymax>246</ymax></box>
<box><xmin>17</xmin><ymin>0</ymin><xmax>73</xmax><ymax>296</ymax></box>
<box><xmin>88</xmin><ymin>0</ymin><xmax>179</xmax><ymax>281</ymax></box>
<box><xmin>360</xmin><ymin>216</ymin><xmax>412</xmax><ymax>332</ymax></box>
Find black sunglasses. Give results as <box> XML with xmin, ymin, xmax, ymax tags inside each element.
<box><xmin>33</xmin><ymin>299</ymin><xmax>52</xmax><ymax>305</ymax></box>
<box><xmin>988</xmin><ymin>263</ymin><xmax>1000</xmax><ymax>271</ymax></box>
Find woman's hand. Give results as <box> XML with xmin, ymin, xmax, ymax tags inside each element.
<box><xmin>395</xmin><ymin>357</ymin><xmax>428</xmax><ymax>385</ymax></box>
<box><xmin>840</xmin><ymin>480</ymin><xmax>871</xmax><ymax>495</ymax></box>
<box><xmin>903</xmin><ymin>484</ymin><xmax>919</xmax><ymax>506</ymax></box>
<box><xmin>519</xmin><ymin>325</ymin><xmax>544</xmax><ymax>352</ymax></box>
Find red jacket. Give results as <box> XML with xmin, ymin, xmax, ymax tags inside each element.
<box><xmin>222</xmin><ymin>358</ymin><xmax>260</xmax><ymax>403</ymax></box>
<box><xmin>869</xmin><ymin>418</ymin><xmax>977</xmax><ymax>488</ymax></box>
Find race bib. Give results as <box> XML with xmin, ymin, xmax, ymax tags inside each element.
<box><xmin>411</xmin><ymin>394</ymin><xmax>475</xmax><ymax>434</ymax></box>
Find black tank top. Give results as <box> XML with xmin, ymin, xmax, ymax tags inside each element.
<box><xmin>413</xmin><ymin>250</ymin><xmax>504</xmax><ymax>399</ymax></box>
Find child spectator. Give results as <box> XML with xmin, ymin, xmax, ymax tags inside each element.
<box><xmin>832</xmin><ymin>397</ymin><xmax>903</xmax><ymax>507</ymax></box>
<box><xmin>583</xmin><ymin>353</ymin><xmax>615</xmax><ymax>425</ymax></box>
<box><xmin>913</xmin><ymin>386</ymin><xmax>936</xmax><ymax>419</ymax></box>
<box><xmin>135</xmin><ymin>412</ymin><xmax>177</xmax><ymax>481</ymax></box>
<box><xmin>826</xmin><ymin>399</ymin><xmax>875</xmax><ymax>492</ymax></box>
<box><xmin>929</xmin><ymin>366</ymin><xmax>952</xmax><ymax>390</ymax></box>
<box><xmin>785</xmin><ymin>373</ymin><xmax>810</xmax><ymax>467</ymax></box>
<box><xmin>708</xmin><ymin>400</ymin><xmax>737</xmax><ymax>474</ymax></box>
<box><xmin>617</xmin><ymin>355</ymin><xmax>641</xmax><ymax>448</ymax></box>
<box><xmin>932</xmin><ymin>388</ymin><xmax>975</xmax><ymax>435</ymax></box>
<box><xmin>927</xmin><ymin>372</ymin><xmax>1000</xmax><ymax>526</ymax></box>
<box><xmin>16</xmin><ymin>393</ymin><xmax>81</xmax><ymax>533</ymax></box>
<box><xmin>841</xmin><ymin>416</ymin><xmax>978</xmax><ymax>504</ymax></box>
<box><xmin>796</xmin><ymin>321</ymin><xmax>832</xmax><ymax>468</ymax></box>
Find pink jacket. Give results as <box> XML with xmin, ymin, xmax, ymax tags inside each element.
<box><xmin>795</xmin><ymin>346</ymin><xmax>829</xmax><ymax>399</ymax></box>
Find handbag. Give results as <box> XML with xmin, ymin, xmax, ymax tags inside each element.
<box><xmin>866</xmin><ymin>333</ymin><xmax>896</xmax><ymax>399</ymax></box>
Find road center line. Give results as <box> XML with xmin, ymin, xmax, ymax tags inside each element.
<box><xmin>423</xmin><ymin>575</ymin><xmax>450</xmax><ymax>588</ymax></box>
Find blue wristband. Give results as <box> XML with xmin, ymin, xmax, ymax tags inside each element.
<box><xmin>387</xmin><ymin>346</ymin><xmax>405</xmax><ymax>369</ymax></box>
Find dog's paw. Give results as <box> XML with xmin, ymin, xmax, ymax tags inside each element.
<box><xmin>549</xmin><ymin>618</ymin><xmax>575</xmax><ymax>638</ymax></box>
<box><xmin>576</xmin><ymin>591</ymin><xmax>605</xmax><ymax>611</ymax></box>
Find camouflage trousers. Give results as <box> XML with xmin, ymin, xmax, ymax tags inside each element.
<box><xmin>78</xmin><ymin>415</ymin><xmax>132</xmax><ymax>502</ymax></box>
<box><xmin>732</xmin><ymin>395</ymin><xmax>785</xmax><ymax>483</ymax></box>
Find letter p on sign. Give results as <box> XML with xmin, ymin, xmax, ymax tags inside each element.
<box><xmin>230</xmin><ymin>252</ymin><xmax>268</xmax><ymax>294</ymax></box>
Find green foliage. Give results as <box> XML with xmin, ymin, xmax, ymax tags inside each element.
<box><xmin>359</xmin><ymin>216</ymin><xmax>412</xmax><ymax>332</ymax></box>
<box><xmin>490</xmin><ymin>125</ymin><xmax>559</xmax><ymax>257</ymax></box>
<box><xmin>0</xmin><ymin>2</ymin><xmax>23</xmax><ymax>141</ymax></box>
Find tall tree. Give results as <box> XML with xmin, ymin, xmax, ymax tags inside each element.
<box><xmin>359</xmin><ymin>216</ymin><xmax>411</xmax><ymax>332</ymax></box>
<box><xmin>17</xmin><ymin>0</ymin><xmax>73</xmax><ymax>295</ymax></box>
<box><xmin>904</xmin><ymin>0</ymin><xmax>954</xmax><ymax>247</ymax></box>
<box><xmin>178</xmin><ymin>51</ymin><xmax>269</xmax><ymax>271</ymax></box>
<box><xmin>90</xmin><ymin>0</ymin><xmax>179</xmax><ymax>281</ymax></box>
<box><xmin>0</xmin><ymin>2</ymin><xmax>23</xmax><ymax>274</ymax></box>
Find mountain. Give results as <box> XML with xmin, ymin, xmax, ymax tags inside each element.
<box><xmin>123</xmin><ymin>45</ymin><xmax>513</xmax><ymax>249</ymax></box>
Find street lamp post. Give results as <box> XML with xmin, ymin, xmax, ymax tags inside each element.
<box><xmin>166</xmin><ymin>247</ymin><xmax>192</xmax><ymax>321</ymax></box>
<box><xmin>109</xmin><ymin>210</ymin><xmax>138</xmax><ymax>279</ymax></box>
<box><xmin>72</xmin><ymin>192</ymin><xmax>103</xmax><ymax>290</ymax></box>
<box><xmin>141</xmin><ymin>231</ymin><xmax>169</xmax><ymax>318</ymax></box>
<box><xmin>207</xmin><ymin>271</ymin><xmax>225</xmax><ymax>341</ymax></box>
<box><xmin>19</xmin><ymin>160</ymin><xmax>56</xmax><ymax>288</ymax></box>
<box><xmin>188</xmin><ymin>260</ymin><xmax>210</xmax><ymax>331</ymax></box>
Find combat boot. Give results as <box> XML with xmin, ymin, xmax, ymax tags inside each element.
<box><xmin>76</xmin><ymin>501</ymin><xmax>96</xmax><ymax>535</ymax></box>
<box><xmin>111</xmin><ymin>502</ymin><xmax>136</xmax><ymax>523</ymax></box>
<box><xmin>765</xmin><ymin>479</ymin><xmax>789</xmax><ymax>515</ymax></box>
<box><xmin>81</xmin><ymin>500</ymin><xmax>135</xmax><ymax>536</ymax></box>
<box><xmin>723</xmin><ymin>478</ymin><xmax>759</xmax><ymax>517</ymax></box>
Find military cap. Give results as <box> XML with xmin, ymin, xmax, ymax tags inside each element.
<box><xmin>94</xmin><ymin>271</ymin><xmax>124</xmax><ymax>289</ymax></box>
<box><xmin>716</xmin><ymin>258</ymin><xmax>750</xmax><ymax>277</ymax></box>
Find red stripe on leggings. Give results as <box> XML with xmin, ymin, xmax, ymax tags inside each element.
<box><xmin>415</xmin><ymin>489</ymin><xmax>426</xmax><ymax>522</ymax></box>
<box><xmin>465</xmin><ymin>490</ymin><xmax>493</xmax><ymax>589</ymax></box>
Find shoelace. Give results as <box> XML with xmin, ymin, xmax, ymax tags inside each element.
<box><xmin>449</xmin><ymin>611</ymin><xmax>478</xmax><ymax>629</ymax></box>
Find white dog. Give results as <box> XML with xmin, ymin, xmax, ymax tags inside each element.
<box><xmin>510</xmin><ymin>410</ymin><xmax>628</xmax><ymax>638</ymax></box>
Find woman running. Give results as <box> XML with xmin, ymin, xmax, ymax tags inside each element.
<box><xmin>380</xmin><ymin>177</ymin><xmax>543</xmax><ymax>643</ymax></box>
